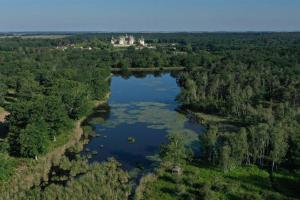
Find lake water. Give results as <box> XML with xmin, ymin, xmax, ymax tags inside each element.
<box><xmin>82</xmin><ymin>73</ymin><xmax>204</xmax><ymax>171</ymax></box>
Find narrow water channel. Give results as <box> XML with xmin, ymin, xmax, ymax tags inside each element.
<box><xmin>82</xmin><ymin>73</ymin><xmax>204</xmax><ymax>171</ymax></box>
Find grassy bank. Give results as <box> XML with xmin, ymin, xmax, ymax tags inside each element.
<box><xmin>0</xmin><ymin>93</ymin><xmax>110</xmax><ymax>199</ymax></box>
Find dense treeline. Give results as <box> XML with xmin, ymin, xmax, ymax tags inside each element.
<box><xmin>177</xmin><ymin>33</ymin><xmax>300</xmax><ymax>174</ymax></box>
<box><xmin>0</xmin><ymin>38</ymin><xmax>110</xmax><ymax>158</ymax></box>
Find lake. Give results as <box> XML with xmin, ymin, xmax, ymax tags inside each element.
<box><xmin>82</xmin><ymin>73</ymin><xmax>204</xmax><ymax>171</ymax></box>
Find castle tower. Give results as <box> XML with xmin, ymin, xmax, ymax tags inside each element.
<box><xmin>128</xmin><ymin>35</ymin><xmax>135</xmax><ymax>45</ymax></box>
<box><xmin>119</xmin><ymin>36</ymin><xmax>126</xmax><ymax>45</ymax></box>
<box><xmin>111</xmin><ymin>36</ymin><xmax>116</xmax><ymax>45</ymax></box>
<box><xmin>139</xmin><ymin>37</ymin><xmax>145</xmax><ymax>46</ymax></box>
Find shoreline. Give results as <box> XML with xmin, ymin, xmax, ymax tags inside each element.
<box><xmin>111</xmin><ymin>66</ymin><xmax>202</xmax><ymax>72</ymax></box>
<box><xmin>0</xmin><ymin>93</ymin><xmax>111</xmax><ymax>199</ymax></box>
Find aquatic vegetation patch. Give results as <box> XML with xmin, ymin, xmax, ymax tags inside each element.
<box><xmin>94</xmin><ymin>101</ymin><xmax>201</xmax><ymax>146</ymax></box>
<box><xmin>88</xmin><ymin>117</ymin><xmax>105</xmax><ymax>125</ymax></box>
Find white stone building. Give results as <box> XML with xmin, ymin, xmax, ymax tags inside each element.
<box><xmin>111</xmin><ymin>35</ymin><xmax>146</xmax><ymax>47</ymax></box>
<box><xmin>138</xmin><ymin>37</ymin><xmax>145</xmax><ymax>46</ymax></box>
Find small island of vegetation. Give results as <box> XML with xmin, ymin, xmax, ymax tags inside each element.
<box><xmin>128</xmin><ymin>136</ymin><xmax>136</xmax><ymax>143</ymax></box>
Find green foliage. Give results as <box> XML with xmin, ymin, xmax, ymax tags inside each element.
<box><xmin>139</xmin><ymin>163</ymin><xmax>292</xmax><ymax>200</ymax></box>
<box><xmin>176</xmin><ymin>32</ymin><xmax>300</xmax><ymax>172</ymax></box>
<box><xmin>20</xmin><ymin>158</ymin><xmax>131</xmax><ymax>200</ymax></box>
<box><xmin>0</xmin><ymin>153</ymin><xmax>17</xmax><ymax>181</ymax></box>
<box><xmin>128</xmin><ymin>136</ymin><xmax>136</xmax><ymax>143</ymax></box>
<box><xmin>0</xmin><ymin>81</ymin><xmax>7</xmax><ymax>105</ymax></box>
<box><xmin>19</xmin><ymin>120</ymin><xmax>50</xmax><ymax>158</ymax></box>
<box><xmin>228</xmin><ymin>128</ymin><xmax>248</xmax><ymax>166</ymax></box>
<box><xmin>160</xmin><ymin>133</ymin><xmax>187</xmax><ymax>168</ymax></box>
<box><xmin>287</xmin><ymin>126</ymin><xmax>300</xmax><ymax>169</ymax></box>
<box><xmin>0</xmin><ymin>36</ymin><xmax>111</xmax><ymax>157</ymax></box>
<box><xmin>269</xmin><ymin>123</ymin><xmax>288</xmax><ymax>171</ymax></box>
<box><xmin>198</xmin><ymin>183</ymin><xmax>216</xmax><ymax>200</ymax></box>
<box><xmin>43</xmin><ymin>96</ymin><xmax>72</xmax><ymax>138</ymax></box>
<box><xmin>200</xmin><ymin>125</ymin><xmax>218</xmax><ymax>164</ymax></box>
<box><xmin>49</xmin><ymin>80</ymin><xmax>90</xmax><ymax>119</ymax></box>
<box><xmin>219</xmin><ymin>145</ymin><xmax>234</xmax><ymax>172</ymax></box>
<box><xmin>177</xmin><ymin>79</ymin><xmax>198</xmax><ymax>105</ymax></box>
<box><xmin>1</xmin><ymin>32</ymin><xmax>300</xmax><ymax>199</ymax></box>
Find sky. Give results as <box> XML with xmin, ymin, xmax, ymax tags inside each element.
<box><xmin>0</xmin><ymin>0</ymin><xmax>300</xmax><ymax>32</ymax></box>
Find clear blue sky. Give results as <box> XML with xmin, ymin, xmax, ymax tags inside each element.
<box><xmin>0</xmin><ymin>0</ymin><xmax>299</xmax><ymax>32</ymax></box>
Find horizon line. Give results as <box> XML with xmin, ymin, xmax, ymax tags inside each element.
<box><xmin>1</xmin><ymin>30</ymin><xmax>300</xmax><ymax>34</ymax></box>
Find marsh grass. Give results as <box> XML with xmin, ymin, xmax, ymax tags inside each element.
<box><xmin>88</xmin><ymin>117</ymin><xmax>105</xmax><ymax>125</ymax></box>
<box><xmin>18</xmin><ymin>158</ymin><xmax>131</xmax><ymax>200</ymax></box>
<box><xmin>0</xmin><ymin>96</ymin><xmax>110</xmax><ymax>199</ymax></box>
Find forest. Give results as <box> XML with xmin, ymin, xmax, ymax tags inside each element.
<box><xmin>163</xmin><ymin>32</ymin><xmax>300</xmax><ymax>199</ymax></box>
<box><xmin>0</xmin><ymin>32</ymin><xmax>300</xmax><ymax>199</ymax></box>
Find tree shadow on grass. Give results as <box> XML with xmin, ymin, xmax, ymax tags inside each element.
<box><xmin>160</xmin><ymin>174</ymin><xmax>177</xmax><ymax>184</ymax></box>
<box><xmin>0</xmin><ymin>122</ymin><xmax>8</xmax><ymax>139</ymax></box>
<box><xmin>230</xmin><ymin>173</ymin><xmax>300</xmax><ymax>199</ymax></box>
<box><xmin>226</xmin><ymin>174</ymin><xmax>271</xmax><ymax>191</ymax></box>
<box><xmin>160</xmin><ymin>187</ymin><xmax>178</xmax><ymax>198</ymax></box>
<box><xmin>273</xmin><ymin>175</ymin><xmax>300</xmax><ymax>199</ymax></box>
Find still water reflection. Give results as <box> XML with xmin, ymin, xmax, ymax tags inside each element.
<box><xmin>83</xmin><ymin>73</ymin><xmax>204</xmax><ymax>170</ymax></box>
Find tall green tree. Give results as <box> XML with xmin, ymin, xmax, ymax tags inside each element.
<box><xmin>200</xmin><ymin>125</ymin><xmax>218</xmax><ymax>164</ymax></box>
<box><xmin>0</xmin><ymin>81</ymin><xmax>7</xmax><ymax>105</ymax></box>
<box><xmin>160</xmin><ymin>133</ymin><xmax>187</xmax><ymax>168</ymax></box>
<box><xmin>269</xmin><ymin>123</ymin><xmax>288</xmax><ymax>172</ymax></box>
<box><xmin>177</xmin><ymin>79</ymin><xmax>198</xmax><ymax>105</ymax></box>
<box><xmin>19</xmin><ymin>120</ymin><xmax>50</xmax><ymax>159</ymax></box>
<box><xmin>50</xmin><ymin>80</ymin><xmax>90</xmax><ymax>119</ymax></box>
<box><xmin>248</xmin><ymin>123</ymin><xmax>270</xmax><ymax>165</ymax></box>
<box><xmin>43</xmin><ymin>96</ymin><xmax>72</xmax><ymax>140</ymax></box>
<box><xmin>229</xmin><ymin>128</ymin><xmax>249</xmax><ymax>165</ymax></box>
<box><xmin>219</xmin><ymin>145</ymin><xmax>233</xmax><ymax>172</ymax></box>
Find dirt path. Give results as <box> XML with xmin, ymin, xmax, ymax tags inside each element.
<box><xmin>0</xmin><ymin>111</ymin><xmax>9</xmax><ymax>123</ymax></box>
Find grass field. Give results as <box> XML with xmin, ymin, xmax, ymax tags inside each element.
<box><xmin>139</xmin><ymin>163</ymin><xmax>299</xmax><ymax>200</ymax></box>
